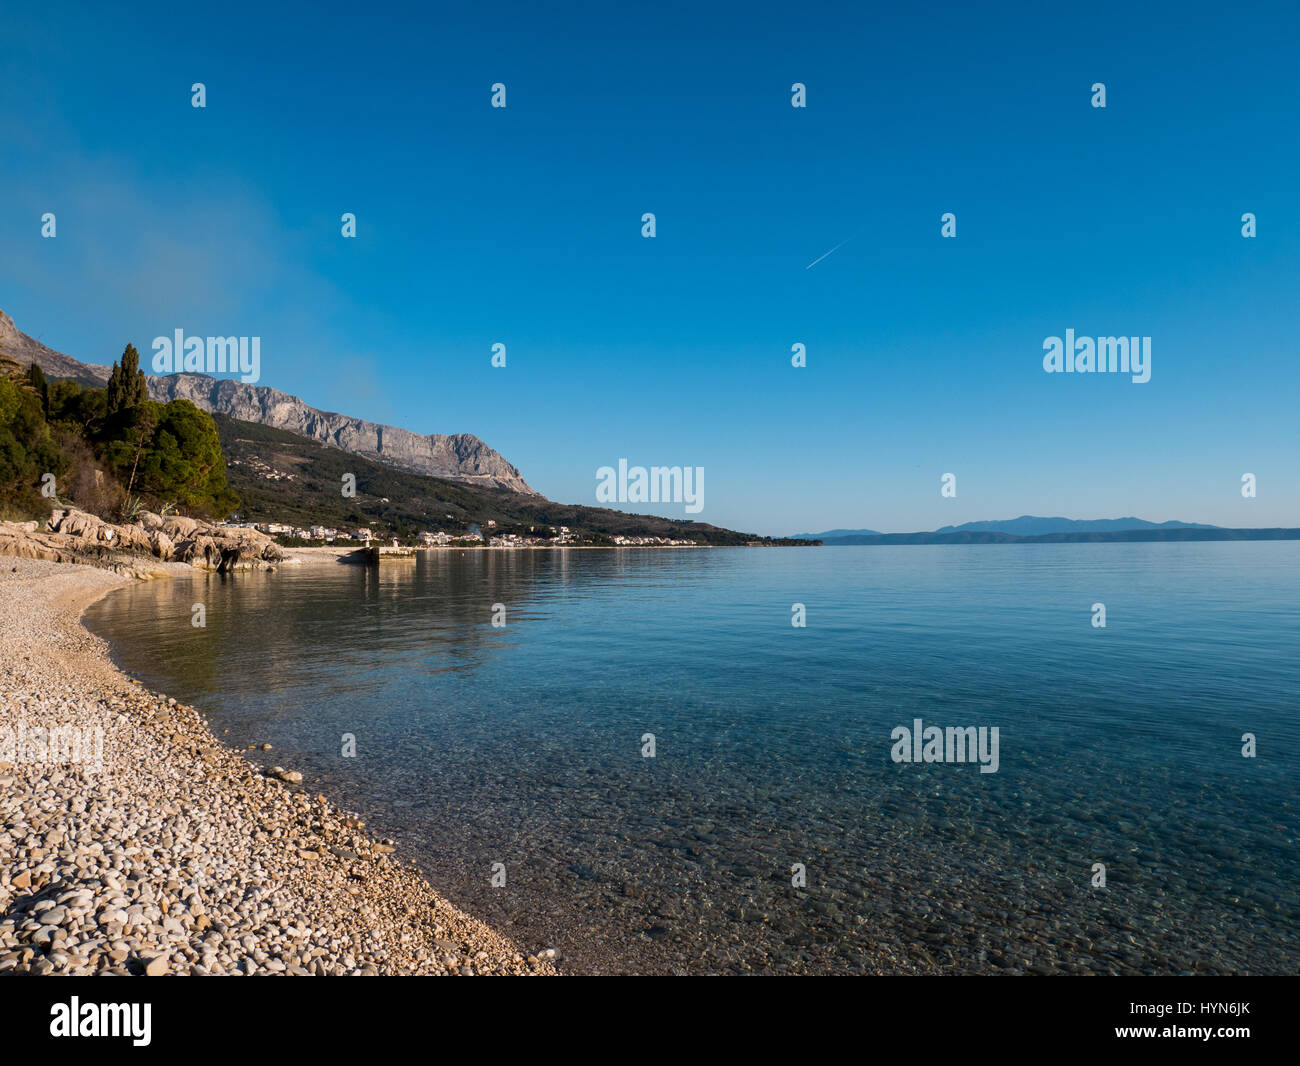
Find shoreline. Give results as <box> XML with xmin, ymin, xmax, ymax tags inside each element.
<box><xmin>284</xmin><ymin>543</ymin><xmax>770</xmax><ymax>557</ymax></box>
<box><xmin>0</xmin><ymin>557</ymin><xmax>558</xmax><ymax>976</ymax></box>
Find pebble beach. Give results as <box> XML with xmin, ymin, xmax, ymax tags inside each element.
<box><xmin>0</xmin><ymin>557</ymin><xmax>558</xmax><ymax>976</ymax></box>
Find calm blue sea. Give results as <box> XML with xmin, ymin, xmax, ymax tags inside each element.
<box><xmin>84</xmin><ymin>543</ymin><xmax>1300</xmax><ymax>974</ymax></box>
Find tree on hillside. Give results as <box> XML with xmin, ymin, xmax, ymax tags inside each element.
<box><xmin>46</xmin><ymin>378</ymin><xmax>106</xmax><ymax>430</ymax></box>
<box><xmin>105</xmin><ymin>344</ymin><xmax>148</xmax><ymax>416</ymax></box>
<box><xmin>134</xmin><ymin>399</ymin><xmax>240</xmax><ymax>517</ymax></box>
<box><xmin>0</xmin><ymin>354</ymin><xmax>240</xmax><ymax>522</ymax></box>
<box><xmin>101</xmin><ymin>345</ymin><xmax>157</xmax><ymax>497</ymax></box>
<box><xmin>25</xmin><ymin>363</ymin><xmax>49</xmax><ymax>417</ymax></box>
<box><xmin>0</xmin><ymin>375</ymin><xmax>69</xmax><ymax>518</ymax></box>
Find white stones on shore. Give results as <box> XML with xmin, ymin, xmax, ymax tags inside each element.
<box><xmin>268</xmin><ymin>766</ymin><xmax>304</xmax><ymax>785</ymax></box>
<box><xmin>0</xmin><ymin>558</ymin><xmax>558</xmax><ymax>977</ymax></box>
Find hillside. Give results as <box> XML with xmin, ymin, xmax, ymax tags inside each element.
<box><xmin>215</xmin><ymin>415</ymin><xmax>810</xmax><ymax>546</ymax></box>
<box><xmin>1</xmin><ymin>310</ymin><xmax>534</xmax><ymax>492</ymax></box>
<box><xmin>0</xmin><ymin>311</ymin><xmax>110</xmax><ymax>388</ymax></box>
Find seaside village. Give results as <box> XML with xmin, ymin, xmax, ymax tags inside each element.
<box><xmin>219</xmin><ymin>518</ymin><xmax>696</xmax><ymax>549</ymax></box>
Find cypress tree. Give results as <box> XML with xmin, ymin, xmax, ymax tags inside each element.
<box><xmin>106</xmin><ymin>344</ymin><xmax>148</xmax><ymax>416</ymax></box>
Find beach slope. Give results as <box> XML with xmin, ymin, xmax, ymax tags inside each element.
<box><xmin>0</xmin><ymin>558</ymin><xmax>556</xmax><ymax>976</ymax></box>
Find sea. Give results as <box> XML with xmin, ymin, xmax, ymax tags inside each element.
<box><xmin>83</xmin><ymin>542</ymin><xmax>1300</xmax><ymax>974</ymax></box>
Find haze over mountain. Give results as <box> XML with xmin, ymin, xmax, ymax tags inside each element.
<box><xmin>794</xmin><ymin>516</ymin><xmax>1220</xmax><ymax>540</ymax></box>
<box><xmin>0</xmin><ymin>310</ymin><xmax>535</xmax><ymax>494</ymax></box>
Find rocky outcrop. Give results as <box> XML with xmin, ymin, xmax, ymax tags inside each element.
<box><xmin>0</xmin><ymin>509</ymin><xmax>284</xmax><ymax>576</ymax></box>
<box><xmin>0</xmin><ymin>310</ymin><xmax>537</xmax><ymax>493</ymax></box>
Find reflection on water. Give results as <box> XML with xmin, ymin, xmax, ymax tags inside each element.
<box><xmin>85</xmin><ymin>544</ymin><xmax>1300</xmax><ymax>973</ymax></box>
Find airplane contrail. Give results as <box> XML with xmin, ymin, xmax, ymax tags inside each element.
<box><xmin>805</xmin><ymin>236</ymin><xmax>854</xmax><ymax>270</ymax></box>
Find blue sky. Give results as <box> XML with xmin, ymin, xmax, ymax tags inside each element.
<box><xmin>2</xmin><ymin>0</ymin><xmax>1298</xmax><ymax>535</ymax></box>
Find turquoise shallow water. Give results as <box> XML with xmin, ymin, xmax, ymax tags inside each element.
<box><xmin>84</xmin><ymin>543</ymin><xmax>1300</xmax><ymax>973</ymax></box>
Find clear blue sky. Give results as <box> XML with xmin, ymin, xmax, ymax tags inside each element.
<box><xmin>2</xmin><ymin>0</ymin><xmax>1298</xmax><ymax>535</ymax></box>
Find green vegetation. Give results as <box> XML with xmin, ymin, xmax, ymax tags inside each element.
<box><xmin>0</xmin><ymin>362</ymin><xmax>69</xmax><ymax>518</ymax></box>
<box><xmin>130</xmin><ymin>399</ymin><xmax>238</xmax><ymax>515</ymax></box>
<box><xmin>0</xmin><ymin>347</ymin><xmax>239</xmax><ymax>521</ymax></box>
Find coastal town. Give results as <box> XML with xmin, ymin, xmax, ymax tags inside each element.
<box><xmin>220</xmin><ymin>448</ymin><xmax>709</xmax><ymax>549</ymax></box>
<box><xmin>220</xmin><ymin>518</ymin><xmax>702</xmax><ymax>549</ymax></box>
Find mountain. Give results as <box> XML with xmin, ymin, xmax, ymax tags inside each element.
<box><xmin>215</xmin><ymin>414</ymin><xmax>811</xmax><ymax>546</ymax></box>
<box><xmin>791</xmin><ymin>527</ymin><xmax>882</xmax><ymax>539</ymax></box>
<box><xmin>0</xmin><ymin>309</ymin><xmax>535</xmax><ymax>494</ymax></box>
<box><xmin>933</xmin><ymin>515</ymin><xmax>1219</xmax><ymax>536</ymax></box>
<box><xmin>147</xmin><ymin>374</ymin><xmax>534</xmax><ymax>493</ymax></box>
<box><xmin>0</xmin><ymin>310</ymin><xmax>111</xmax><ymax>388</ymax></box>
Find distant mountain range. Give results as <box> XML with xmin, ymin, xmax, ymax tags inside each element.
<box><xmin>807</xmin><ymin>528</ymin><xmax>1300</xmax><ymax>545</ymax></box>
<box><xmin>790</xmin><ymin>527</ymin><xmax>883</xmax><ymax>539</ymax></box>
<box><xmin>794</xmin><ymin>516</ymin><xmax>1220</xmax><ymax>541</ymax></box>
<box><xmin>934</xmin><ymin>516</ymin><xmax>1220</xmax><ymax>536</ymax></box>
<box><xmin>0</xmin><ymin>310</ymin><xmax>535</xmax><ymax>494</ymax></box>
<box><xmin>791</xmin><ymin>515</ymin><xmax>1300</xmax><ymax>546</ymax></box>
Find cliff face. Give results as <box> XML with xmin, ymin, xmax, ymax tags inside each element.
<box><xmin>0</xmin><ymin>310</ymin><xmax>537</xmax><ymax>494</ymax></box>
